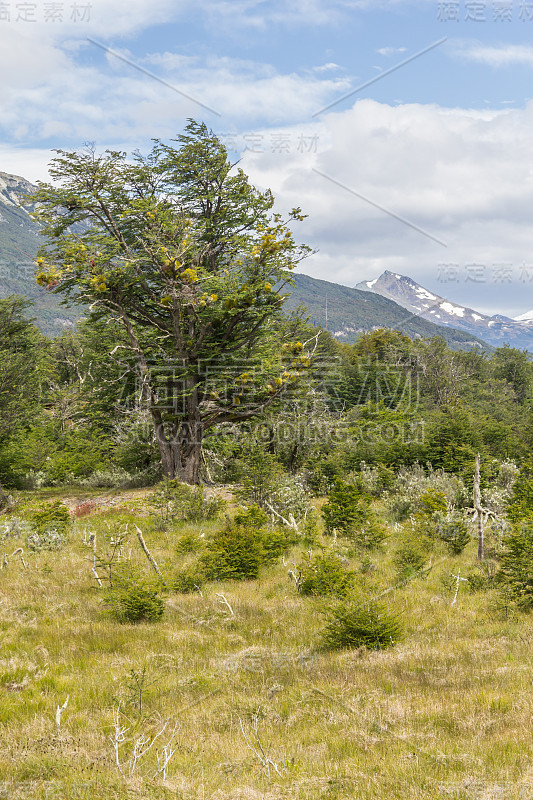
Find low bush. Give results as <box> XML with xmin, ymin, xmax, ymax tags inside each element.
<box><xmin>350</xmin><ymin>462</ymin><xmax>395</xmax><ymax>497</ymax></box>
<box><xmin>498</xmin><ymin>522</ymin><xmax>533</xmax><ymax>609</ymax></box>
<box><xmin>389</xmin><ymin>464</ymin><xmax>466</xmax><ymax>521</ymax></box>
<box><xmin>171</xmin><ymin>567</ymin><xmax>204</xmax><ymax>594</ymax></box>
<box><xmin>201</xmin><ymin>523</ymin><xmax>263</xmax><ymax>581</ymax></box>
<box><xmin>28</xmin><ymin>500</ymin><xmax>70</xmax><ymax>534</ymax></box>
<box><xmin>105</xmin><ymin>576</ymin><xmax>165</xmax><ymax>622</ymax></box>
<box><xmin>234</xmin><ymin>505</ymin><xmax>297</xmax><ymax>562</ymax></box>
<box><xmin>393</xmin><ymin>540</ymin><xmax>427</xmax><ymax>580</ymax></box>
<box><xmin>417</xmin><ymin>489</ymin><xmax>448</xmax><ymax>517</ymax></box>
<box><xmin>319</xmin><ymin>597</ymin><xmax>402</xmax><ymax>651</ymax></box>
<box><xmin>74</xmin><ymin>500</ymin><xmax>99</xmax><ymax>518</ymax></box>
<box><xmin>299</xmin><ymin>553</ymin><xmax>353</xmax><ymax>597</ymax></box>
<box><xmin>322</xmin><ymin>480</ymin><xmax>386</xmax><ymax>549</ymax></box>
<box><xmin>24</xmin><ymin>500</ymin><xmax>71</xmax><ymax>551</ymax></box>
<box><xmin>0</xmin><ymin>516</ymin><xmax>31</xmax><ymax>543</ymax></box>
<box><xmin>175</xmin><ymin>533</ymin><xmax>205</xmax><ymax>555</ymax></box>
<box><xmin>234</xmin><ymin>505</ymin><xmax>268</xmax><ymax>528</ymax></box>
<box><xmin>467</xmin><ymin>569</ymin><xmax>489</xmax><ymax>593</ymax></box>
<box><xmin>151</xmin><ymin>480</ymin><xmax>225</xmax><ymax>527</ymax></box>
<box><xmin>261</xmin><ymin>527</ymin><xmax>297</xmax><ymax>563</ymax></box>
<box><xmin>436</xmin><ymin>512</ymin><xmax>471</xmax><ymax>555</ymax></box>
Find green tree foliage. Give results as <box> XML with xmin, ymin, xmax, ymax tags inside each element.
<box><xmin>337</xmin><ymin>329</ymin><xmax>414</xmax><ymax>411</ymax></box>
<box><xmin>492</xmin><ymin>345</ymin><xmax>531</xmax><ymax>405</ymax></box>
<box><xmin>31</xmin><ymin>121</ymin><xmax>311</xmax><ymax>483</ymax></box>
<box><xmin>319</xmin><ymin>597</ymin><xmax>403</xmax><ymax>651</ymax></box>
<box><xmin>321</xmin><ymin>479</ymin><xmax>385</xmax><ymax>547</ymax></box>
<box><xmin>0</xmin><ymin>297</ymin><xmax>49</xmax><ymax>491</ymax></box>
<box><xmin>499</xmin><ymin>522</ymin><xmax>533</xmax><ymax>609</ymax></box>
<box><xmin>105</xmin><ymin>576</ymin><xmax>166</xmax><ymax>623</ymax></box>
<box><xmin>425</xmin><ymin>409</ymin><xmax>484</xmax><ymax>480</ymax></box>
<box><xmin>299</xmin><ymin>553</ymin><xmax>354</xmax><ymax>597</ymax></box>
<box><xmin>201</xmin><ymin>521</ymin><xmax>264</xmax><ymax>581</ymax></box>
<box><xmin>506</xmin><ymin>459</ymin><xmax>533</xmax><ymax>523</ymax></box>
<box><xmin>322</xmin><ymin>480</ymin><xmax>370</xmax><ymax>535</ymax></box>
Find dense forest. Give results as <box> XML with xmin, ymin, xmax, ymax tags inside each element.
<box><xmin>1</xmin><ymin>296</ymin><xmax>533</xmax><ymax>495</ymax></box>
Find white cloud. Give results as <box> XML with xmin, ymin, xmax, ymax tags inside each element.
<box><xmin>376</xmin><ymin>47</ymin><xmax>407</xmax><ymax>56</ymax></box>
<box><xmin>0</xmin><ymin>37</ymin><xmax>353</xmax><ymax>148</ymax></box>
<box><xmin>312</xmin><ymin>63</ymin><xmax>343</xmax><ymax>73</ymax></box>
<box><xmin>455</xmin><ymin>43</ymin><xmax>533</xmax><ymax>68</ymax></box>
<box><xmin>0</xmin><ymin>147</ymin><xmax>53</xmax><ymax>183</ymax></box>
<box><xmin>238</xmin><ymin>99</ymin><xmax>533</xmax><ymax>316</ymax></box>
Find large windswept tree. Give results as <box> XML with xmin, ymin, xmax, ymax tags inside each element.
<box><xmin>31</xmin><ymin>121</ymin><xmax>311</xmax><ymax>483</ymax></box>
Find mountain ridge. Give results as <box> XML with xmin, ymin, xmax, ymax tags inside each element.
<box><xmin>284</xmin><ymin>272</ymin><xmax>492</xmax><ymax>351</ymax></box>
<box><xmin>0</xmin><ymin>170</ymin><xmax>79</xmax><ymax>335</ymax></box>
<box><xmin>0</xmin><ymin>170</ymin><xmax>514</xmax><ymax>350</ymax></box>
<box><xmin>355</xmin><ymin>270</ymin><xmax>533</xmax><ymax>350</ymax></box>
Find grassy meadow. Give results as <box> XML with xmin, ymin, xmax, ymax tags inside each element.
<box><xmin>0</xmin><ymin>487</ymin><xmax>532</xmax><ymax>800</ymax></box>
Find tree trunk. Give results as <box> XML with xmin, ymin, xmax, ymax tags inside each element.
<box><xmin>154</xmin><ymin>417</ymin><xmax>203</xmax><ymax>484</ymax></box>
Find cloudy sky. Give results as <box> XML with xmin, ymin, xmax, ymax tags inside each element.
<box><xmin>2</xmin><ymin>0</ymin><xmax>533</xmax><ymax>316</ymax></box>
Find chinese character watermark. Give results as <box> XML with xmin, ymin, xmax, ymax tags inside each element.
<box><xmin>437</xmin><ymin>262</ymin><xmax>533</xmax><ymax>283</ymax></box>
<box><xmin>439</xmin><ymin>0</ymin><xmax>533</xmax><ymax>20</ymax></box>
<box><xmin>218</xmin><ymin>131</ymin><xmax>320</xmax><ymax>156</ymax></box>
<box><xmin>0</xmin><ymin>2</ymin><xmax>91</xmax><ymax>21</ymax></box>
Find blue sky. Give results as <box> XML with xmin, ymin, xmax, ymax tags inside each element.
<box><xmin>3</xmin><ymin>0</ymin><xmax>533</xmax><ymax>316</ymax></box>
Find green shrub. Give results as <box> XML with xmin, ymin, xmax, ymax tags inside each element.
<box><xmin>171</xmin><ymin>567</ymin><xmax>204</xmax><ymax>594</ymax></box>
<box><xmin>506</xmin><ymin>460</ymin><xmax>533</xmax><ymax>523</ymax></box>
<box><xmin>498</xmin><ymin>522</ymin><xmax>533</xmax><ymax>609</ymax></box>
<box><xmin>261</xmin><ymin>527</ymin><xmax>297</xmax><ymax>563</ymax></box>
<box><xmin>323</xmin><ymin>480</ymin><xmax>386</xmax><ymax>549</ymax></box>
<box><xmin>322</xmin><ymin>480</ymin><xmax>370</xmax><ymax>536</ymax></box>
<box><xmin>24</xmin><ymin>500</ymin><xmax>71</xmax><ymax>551</ymax></box>
<box><xmin>436</xmin><ymin>513</ymin><xmax>471</xmax><ymax>555</ymax></box>
<box><xmin>175</xmin><ymin>534</ymin><xmax>204</xmax><ymax>554</ymax></box>
<box><xmin>27</xmin><ymin>501</ymin><xmax>70</xmax><ymax>534</ymax></box>
<box><xmin>151</xmin><ymin>480</ymin><xmax>225</xmax><ymax>527</ymax></box>
<box><xmin>467</xmin><ymin>569</ymin><xmax>488</xmax><ymax>593</ymax></box>
<box><xmin>299</xmin><ymin>554</ymin><xmax>353</xmax><ymax>597</ymax></box>
<box><xmin>105</xmin><ymin>578</ymin><xmax>165</xmax><ymax>622</ymax></box>
<box><xmin>393</xmin><ymin>541</ymin><xmax>427</xmax><ymax>580</ymax></box>
<box><xmin>201</xmin><ymin>523</ymin><xmax>263</xmax><ymax>581</ymax></box>
<box><xmin>353</xmin><ymin>518</ymin><xmax>387</xmax><ymax>550</ymax></box>
<box><xmin>234</xmin><ymin>505</ymin><xmax>297</xmax><ymax>563</ymax></box>
<box><xmin>417</xmin><ymin>489</ymin><xmax>448</xmax><ymax>517</ymax></box>
<box><xmin>319</xmin><ymin>598</ymin><xmax>402</xmax><ymax>651</ymax></box>
<box><xmin>234</xmin><ymin>505</ymin><xmax>268</xmax><ymax>528</ymax></box>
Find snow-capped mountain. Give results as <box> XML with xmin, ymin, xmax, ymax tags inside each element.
<box><xmin>356</xmin><ymin>271</ymin><xmax>533</xmax><ymax>350</ymax></box>
<box><xmin>0</xmin><ymin>169</ymin><xmax>79</xmax><ymax>335</ymax></box>
<box><xmin>515</xmin><ymin>309</ymin><xmax>533</xmax><ymax>323</ymax></box>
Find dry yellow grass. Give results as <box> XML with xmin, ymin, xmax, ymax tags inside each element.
<box><xmin>0</xmin><ymin>490</ymin><xmax>532</xmax><ymax>799</ymax></box>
